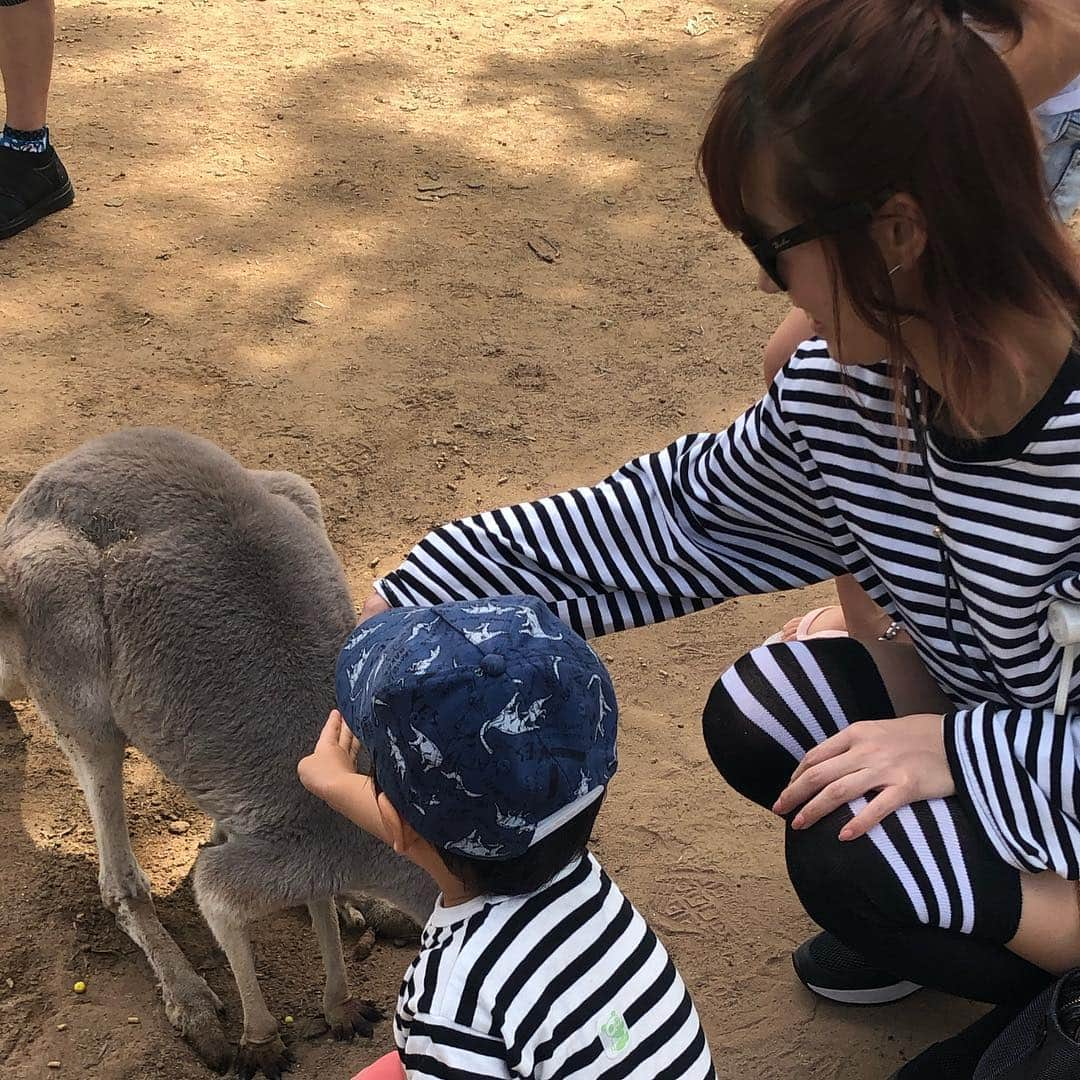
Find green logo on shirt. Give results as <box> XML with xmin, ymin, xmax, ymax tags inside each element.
<box><xmin>598</xmin><ymin>1010</ymin><xmax>631</xmax><ymax>1057</ymax></box>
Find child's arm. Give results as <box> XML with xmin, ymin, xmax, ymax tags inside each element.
<box><xmin>298</xmin><ymin>711</ymin><xmax>391</xmax><ymax>843</ymax></box>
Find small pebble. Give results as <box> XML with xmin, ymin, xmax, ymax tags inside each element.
<box><xmin>56</xmin><ymin>1024</ymin><xmax>67</xmax><ymax>1032</ymax></box>
<box><xmin>168</xmin><ymin>820</ymin><xmax>190</xmax><ymax>835</ymax></box>
<box><xmin>47</xmin><ymin>1062</ymin><xmax>61</xmax><ymax>1070</ymax></box>
<box><xmin>72</xmin><ymin>981</ymin><xmax>86</xmax><ymax>994</ymax></box>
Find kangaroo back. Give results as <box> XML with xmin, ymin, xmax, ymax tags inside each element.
<box><xmin>1</xmin><ymin>428</ymin><xmax>357</xmax><ymax>835</ymax></box>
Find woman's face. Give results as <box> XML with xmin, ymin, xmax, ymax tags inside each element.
<box><xmin>743</xmin><ymin>159</ymin><xmax>892</xmax><ymax>366</ymax></box>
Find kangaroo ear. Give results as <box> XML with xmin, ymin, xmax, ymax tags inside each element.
<box><xmin>249</xmin><ymin>469</ymin><xmax>326</xmax><ymax>530</ymax></box>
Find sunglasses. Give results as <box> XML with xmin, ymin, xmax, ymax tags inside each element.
<box><xmin>741</xmin><ymin>190</ymin><xmax>893</xmax><ymax>291</ymax></box>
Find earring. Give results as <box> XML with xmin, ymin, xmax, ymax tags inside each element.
<box><xmin>889</xmin><ymin>263</ymin><xmax>913</xmax><ymax>326</ymax></box>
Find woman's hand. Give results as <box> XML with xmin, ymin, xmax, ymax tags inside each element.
<box><xmin>298</xmin><ymin>710</ymin><xmax>361</xmax><ymax>804</ymax></box>
<box><xmin>772</xmin><ymin>713</ymin><xmax>954</xmax><ymax>841</ymax></box>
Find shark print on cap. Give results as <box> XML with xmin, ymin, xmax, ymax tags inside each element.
<box><xmin>479</xmin><ymin>692</ymin><xmax>550</xmax><ymax>753</ymax></box>
<box><xmin>334</xmin><ymin>595</ymin><xmax>618</xmax><ymax>860</ymax></box>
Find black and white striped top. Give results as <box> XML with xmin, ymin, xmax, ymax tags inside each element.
<box><xmin>377</xmin><ymin>341</ymin><xmax>1080</xmax><ymax>882</ymax></box>
<box><xmin>393</xmin><ymin>853</ymin><xmax>715</xmax><ymax>1079</ymax></box>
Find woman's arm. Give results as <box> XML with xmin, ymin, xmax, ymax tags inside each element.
<box><xmin>374</xmin><ymin>382</ymin><xmax>850</xmax><ymax>637</ymax></box>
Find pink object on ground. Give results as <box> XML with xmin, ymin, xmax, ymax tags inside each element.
<box><xmin>351</xmin><ymin>1051</ymin><xmax>405</xmax><ymax>1079</ymax></box>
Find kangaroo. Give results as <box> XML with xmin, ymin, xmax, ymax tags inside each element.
<box><xmin>0</xmin><ymin>428</ymin><xmax>438</xmax><ymax>1078</ymax></box>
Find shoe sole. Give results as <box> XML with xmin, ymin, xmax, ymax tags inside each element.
<box><xmin>800</xmin><ymin>978</ymin><xmax>923</xmax><ymax>1006</ymax></box>
<box><xmin>0</xmin><ymin>178</ymin><xmax>74</xmax><ymax>240</ymax></box>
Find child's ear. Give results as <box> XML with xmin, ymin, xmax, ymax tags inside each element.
<box><xmin>376</xmin><ymin>791</ymin><xmax>422</xmax><ymax>855</ymax></box>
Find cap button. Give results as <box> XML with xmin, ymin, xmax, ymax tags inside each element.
<box><xmin>480</xmin><ymin>653</ymin><xmax>506</xmax><ymax>676</ymax></box>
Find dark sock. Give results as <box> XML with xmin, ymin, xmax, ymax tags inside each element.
<box><xmin>0</xmin><ymin>125</ymin><xmax>49</xmax><ymax>153</ymax></box>
<box><xmin>896</xmin><ymin>1003</ymin><xmax>1023</xmax><ymax>1079</ymax></box>
<box><xmin>786</xmin><ymin>801</ymin><xmax>1050</xmax><ymax>1003</ymax></box>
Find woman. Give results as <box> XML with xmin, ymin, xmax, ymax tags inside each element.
<box><xmin>765</xmin><ymin>0</ymin><xmax>1080</xmax><ymax>646</ymax></box>
<box><xmin>362</xmin><ymin>0</ymin><xmax>1080</xmax><ymax>1075</ymax></box>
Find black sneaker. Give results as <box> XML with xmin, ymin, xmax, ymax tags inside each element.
<box><xmin>793</xmin><ymin>931</ymin><xmax>922</xmax><ymax>1005</ymax></box>
<box><xmin>0</xmin><ymin>144</ymin><xmax>74</xmax><ymax>240</ymax></box>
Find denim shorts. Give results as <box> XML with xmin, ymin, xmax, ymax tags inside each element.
<box><xmin>1040</xmin><ymin>108</ymin><xmax>1080</xmax><ymax>222</ymax></box>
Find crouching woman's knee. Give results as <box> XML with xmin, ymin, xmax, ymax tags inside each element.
<box><xmin>701</xmin><ymin>644</ymin><xmax>806</xmax><ymax>809</ymax></box>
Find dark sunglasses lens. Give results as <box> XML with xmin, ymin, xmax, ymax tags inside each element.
<box><xmin>747</xmin><ymin>240</ymin><xmax>790</xmax><ymax>291</ymax></box>
<box><xmin>758</xmin><ymin>253</ymin><xmax>786</xmax><ymax>291</ymax></box>
<box><xmin>742</xmin><ymin>236</ymin><xmax>787</xmax><ymax>291</ymax></box>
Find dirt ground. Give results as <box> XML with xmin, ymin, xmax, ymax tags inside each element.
<box><xmin>0</xmin><ymin>0</ymin><xmax>1000</xmax><ymax>1076</ymax></box>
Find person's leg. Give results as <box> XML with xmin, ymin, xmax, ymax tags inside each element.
<box><xmin>1010</xmin><ymin>867</ymin><xmax>1080</xmax><ymax>973</ymax></box>
<box><xmin>785</xmin><ymin>800</ymin><xmax>1049</xmax><ymax>1005</ymax></box>
<box><xmin>0</xmin><ymin>0</ymin><xmax>72</xmax><ymax>240</ymax></box>
<box><xmin>787</xmin><ymin>799</ymin><xmax>1054</xmax><ymax>1078</ymax></box>
<box><xmin>704</xmin><ymin>638</ymin><xmax>1056</xmax><ymax>1077</ymax></box>
<box><xmin>702</xmin><ymin>638</ymin><xmax>1051</xmax><ymax>1003</ymax></box>
<box><xmin>0</xmin><ymin>0</ymin><xmax>54</xmax><ymax>132</ymax></box>
<box><xmin>703</xmin><ymin>636</ymin><xmax>946</xmax><ymax>806</ymax></box>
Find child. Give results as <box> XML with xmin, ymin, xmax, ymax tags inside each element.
<box><xmin>298</xmin><ymin>595</ymin><xmax>716</xmax><ymax>1080</ymax></box>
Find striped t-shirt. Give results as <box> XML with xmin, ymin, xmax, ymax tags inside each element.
<box><xmin>376</xmin><ymin>341</ymin><xmax>1080</xmax><ymax>884</ymax></box>
<box><xmin>393</xmin><ymin>853</ymin><xmax>715</xmax><ymax>1079</ymax></box>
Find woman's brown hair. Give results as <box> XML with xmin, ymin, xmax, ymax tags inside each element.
<box><xmin>698</xmin><ymin>0</ymin><xmax>1080</xmax><ymax>432</ymax></box>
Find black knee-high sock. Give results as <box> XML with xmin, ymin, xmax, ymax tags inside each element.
<box><xmin>704</xmin><ymin>638</ymin><xmax>1051</xmax><ymax>1010</ymax></box>
<box><xmin>702</xmin><ymin>637</ymin><xmax>895</xmax><ymax>809</ymax></box>
<box><xmin>787</xmin><ymin>805</ymin><xmax>1051</xmax><ymax>1005</ymax></box>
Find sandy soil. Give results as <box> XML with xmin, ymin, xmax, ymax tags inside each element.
<box><xmin>0</xmin><ymin>0</ymin><xmax>994</xmax><ymax>1075</ymax></box>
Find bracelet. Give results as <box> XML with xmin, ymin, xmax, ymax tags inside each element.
<box><xmin>878</xmin><ymin>620</ymin><xmax>904</xmax><ymax>642</ymax></box>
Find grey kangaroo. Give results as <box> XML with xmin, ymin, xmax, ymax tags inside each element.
<box><xmin>0</xmin><ymin>428</ymin><xmax>438</xmax><ymax>1077</ymax></box>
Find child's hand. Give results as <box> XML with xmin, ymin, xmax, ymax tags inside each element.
<box><xmin>298</xmin><ymin>710</ymin><xmax>362</xmax><ymax>803</ymax></box>
<box><xmin>360</xmin><ymin>591</ymin><xmax>391</xmax><ymax>623</ymax></box>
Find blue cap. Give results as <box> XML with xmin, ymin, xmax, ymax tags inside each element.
<box><xmin>335</xmin><ymin>596</ymin><xmax>618</xmax><ymax>860</ymax></box>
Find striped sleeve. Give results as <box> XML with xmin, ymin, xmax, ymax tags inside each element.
<box><xmin>400</xmin><ymin>1014</ymin><xmax>512</xmax><ymax>1079</ymax></box>
<box><xmin>943</xmin><ymin>705</ymin><xmax>1080</xmax><ymax>878</ymax></box>
<box><xmin>375</xmin><ymin>382</ymin><xmax>849</xmax><ymax>637</ymax></box>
